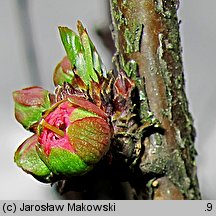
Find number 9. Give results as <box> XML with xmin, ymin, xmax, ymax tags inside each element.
<box><xmin>206</xmin><ymin>203</ymin><xmax>212</xmax><ymax>211</ymax></box>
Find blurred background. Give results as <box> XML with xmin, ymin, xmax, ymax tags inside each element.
<box><xmin>0</xmin><ymin>0</ymin><xmax>215</xmax><ymax>199</ymax></box>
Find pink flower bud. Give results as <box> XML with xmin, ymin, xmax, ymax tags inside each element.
<box><xmin>37</xmin><ymin>96</ymin><xmax>111</xmax><ymax>176</ymax></box>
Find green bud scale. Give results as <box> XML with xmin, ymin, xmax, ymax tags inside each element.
<box><xmin>13</xmin><ymin>86</ymin><xmax>51</xmax><ymax>131</ymax></box>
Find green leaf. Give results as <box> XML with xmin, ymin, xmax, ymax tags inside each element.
<box><xmin>89</xmin><ymin>35</ymin><xmax>107</xmax><ymax>78</ymax></box>
<box><xmin>58</xmin><ymin>22</ymin><xmax>107</xmax><ymax>86</ymax></box>
<box><xmin>77</xmin><ymin>21</ymin><xmax>99</xmax><ymax>83</ymax></box>
<box><xmin>75</xmin><ymin>52</ymin><xmax>90</xmax><ymax>85</ymax></box>
<box><xmin>92</xmin><ymin>51</ymin><xmax>102</xmax><ymax>75</ymax></box>
<box><xmin>58</xmin><ymin>27</ymin><xmax>82</xmax><ymax>67</ymax></box>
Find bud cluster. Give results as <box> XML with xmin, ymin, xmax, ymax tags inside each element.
<box><xmin>13</xmin><ymin>22</ymin><xmax>112</xmax><ymax>182</ymax></box>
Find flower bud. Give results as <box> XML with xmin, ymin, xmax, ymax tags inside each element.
<box><xmin>37</xmin><ymin>96</ymin><xmax>111</xmax><ymax>176</ymax></box>
<box><xmin>14</xmin><ymin>135</ymin><xmax>52</xmax><ymax>182</ymax></box>
<box><xmin>53</xmin><ymin>56</ymin><xmax>74</xmax><ymax>86</ymax></box>
<box><xmin>13</xmin><ymin>87</ymin><xmax>51</xmax><ymax>130</ymax></box>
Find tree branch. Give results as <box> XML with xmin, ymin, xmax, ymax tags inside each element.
<box><xmin>110</xmin><ymin>0</ymin><xmax>201</xmax><ymax>199</ymax></box>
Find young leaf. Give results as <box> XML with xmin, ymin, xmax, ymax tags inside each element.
<box><xmin>75</xmin><ymin>52</ymin><xmax>91</xmax><ymax>85</ymax></box>
<box><xmin>77</xmin><ymin>21</ymin><xmax>99</xmax><ymax>83</ymax></box>
<box><xmin>58</xmin><ymin>21</ymin><xmax>107</xmax><ymax>87</ymax></box>
<box><xmin>58</xmin><ymin>27</ymin><xmax>82</xmax><ymax>67</ymax></box>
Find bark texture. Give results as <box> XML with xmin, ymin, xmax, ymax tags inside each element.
<box><xmin>110</xmin><ymin>0</ymin><xmax>201</xmax><ymax>199</ymax></box>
